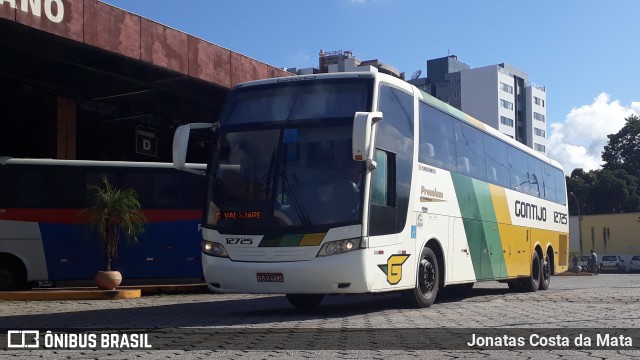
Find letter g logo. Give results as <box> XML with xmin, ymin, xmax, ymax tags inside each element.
<box><xmin>378</xmin><ymin>254</ymin><xmax>411</xmax><ymax>285</ymax></box>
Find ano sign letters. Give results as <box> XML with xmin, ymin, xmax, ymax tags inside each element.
<box><xmin>1</xmin><ymin>0</ymin><xmax>65</xmax><ymax>23</ymax></box>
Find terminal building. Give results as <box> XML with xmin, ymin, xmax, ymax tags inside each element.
<box><xmin>0</xmin><ymin>0</ymin><xmax>291</xmax><ymax>163</ymax></box>
<box><xmin>569</xmin><ymin>213</ymin><xmax>640</xmax><ymax>272</ymax></box>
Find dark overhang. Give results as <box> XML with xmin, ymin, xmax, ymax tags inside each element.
<box><xmin>0</xmin><ymin>0</ymin><xmax>292</xmax><ymax>123</ymax></box>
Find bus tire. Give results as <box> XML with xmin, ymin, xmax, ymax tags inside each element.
<box><xmin>402</xmin><ymin>247</ymin><xmax>439</xmax><ymax>308</ymax></box>
<box><xmin>523</xmin><ymin>252</ymin><xmax>541</xmax><ymax>292</ymax></box>
<box><xmin>285</xmin><ymin>294</ymin><xmax>324</xmax><ymax>309</ymax></box>
<box><xmin>0</xmin><ymin>257</ymin><xmax>27</xmax><ymax>291</ymax></box>
<box><xmin>539</xmin><ymin>255</ymin><xmax>551</xmax><ymax>290</ymax></box>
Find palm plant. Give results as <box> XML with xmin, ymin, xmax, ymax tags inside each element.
<box><xmin>87</xmin><ymin>177</ymin><xmax>147</xmax><ymax>271</ymax></box>
<box><xmin>569</xmin><ymin>248</ymin><xmax>581</xmax><ymax>271</ymax></box>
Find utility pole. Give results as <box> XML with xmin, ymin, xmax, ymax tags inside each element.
<box><xmin>569</xmin><ymin>192</ymin><xmax>583</xmax><ymax>254</ymax></box>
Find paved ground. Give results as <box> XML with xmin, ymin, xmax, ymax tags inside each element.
<box><xmin>0</xmin><ymin>274</ymin><xmax>639</xmax><ymax>359</ymax></box>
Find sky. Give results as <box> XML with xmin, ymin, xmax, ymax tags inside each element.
<box><xmin>102</xmin><ymin>0</ymin><xmax>640</xmax><ymax>174</ymax></box>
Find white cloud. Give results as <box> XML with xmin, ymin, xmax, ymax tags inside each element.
<box><xmin>547</xmin><ymin>93</ymin><xmax>639</xmax><ymax>174</ymax></box>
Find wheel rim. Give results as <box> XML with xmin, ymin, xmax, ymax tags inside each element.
<box><xmin>419</xmin><ymin>257</ymin><xmax>436</xmax><ymax>297</ymax></box>
<box><xmin>543</xmin><ymin>259</ymin><xmax>550</xmax><ymax>280</ymax></box>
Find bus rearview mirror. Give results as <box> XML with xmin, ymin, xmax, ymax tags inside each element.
<box><xmin>173</xmin><ymin>123</ymin><xmax>214</xmax><ymax>174</ymax></box>
<box><xmin>352</xmin><ymin>111</ymin><xmax>382</xmax><ymax>163</ymax></box>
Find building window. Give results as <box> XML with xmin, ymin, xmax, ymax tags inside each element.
<box><xmin>500</xmin><ymin>82</ymin><xmax>513</xmax><ymax>94</ymax></box>
<box><xmin>534</xmin><ymin>143</ymin><xmax>546</xmax><ymax>152</ymax></box>
<box><xmin>534</xmin><ymin>96</ymin><xmax>545</xmax><ymax>107</ymax></box>
<box><xmin>452</xmin><ymin>91</ymin><xmax>460</xmax><ymax>99</ymax></box>
<box><xmin>534</xmin><ymin>127</ymin><xmax>546</xmax><ymax>137</ymax></box>
<box><xmin>500</xmin><ymin>99</ymin><xmax>514</xmax><ymax>110</ymax></box>
<box><xmin>534</xmin><ymin>112</ymin><xmax>545</xmax><ymax>122</ymax></box>
<box><xmin>500</xmin><ymin>116</ymin><xmax>514</xmax><ymax>127</ymax></box>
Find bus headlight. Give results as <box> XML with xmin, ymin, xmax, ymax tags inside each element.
<box><xmin>201</xmin><ymin>240</ymin><xmax>229</xmax><ymax>258</ymax></box>
<box><xmin>317</xmin><ymin>238</ymin><xmax>361</xmax><ymax>257</ymax></box>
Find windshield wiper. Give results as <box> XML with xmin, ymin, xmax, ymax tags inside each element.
<box><xmin>281</xmin><ymin>168</ymin><xmax>312</xmax><ymax>230</ymax></box>
<box><xmin>252</xmin><ymin>149</ymin><xmax>276</xmax><ymax>200</ymax></box>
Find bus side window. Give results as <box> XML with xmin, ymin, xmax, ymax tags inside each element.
<box><xmin>554</xmin><ymin>167</ymin><xmax>567</xmax><ymax>205</ymax></box>
<box><xmin>454</xmin><ymin>121</ymin><xmax>486</xmax><ymax>181</ymax></box>
<box><xmin>369</xmin><ymin>149</ymin><xmax>397</xmax><ymax>236</ymax></box>
<box><xmin>528</xmin><ymin>157</ymin><xmax>544</xmax><ymax>199</ymax></box>
<box><xmin>484</xmin><ymin>135</ymin><xmax>510</xmax><ymax>188</ymax></box>
<box><xmin>508</xmin><ymin>147</ymin><xmax>529</xmax><ymax>194</ymax></box>
<box><xmin>371</xmin><ymin>149</ymin><xmax>391</xmax><ymax>206</ymax></box>
<box><xmin>423</xmin><ymin>143</ymin><xmax>434</xmax><ymax>159</ymax></box>
<box><xmin>488</xmin><ymin>167</ymin><xmax>497</xmax><ymax>182</ymax></box>
<box><xmin>14</xmin><ymin>168</ymin><xmax>47</xmax><ymax>207</ymax></box>
<box><xmin>457</xmin><ymin>156</ymin><xmax>470</xmax><ymax>174</ymax></box>
<box><xmin>419</xmin><ymin>102</ymin><xmax>456</xmax><ymax>171</ymax></box>
<box><xmin>543</xmin><ymin>163</ymin><xmax>557</xmax><ymax>203</ymax></box>
<box><xmin>375</xmin><ymin>85</ymin><xmax>412</xmax><ymax>235</ymax></box>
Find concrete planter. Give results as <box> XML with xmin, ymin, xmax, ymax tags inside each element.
<box><xmin>94</xmin><ymin>271</ymin><xmax>122</xmax><ymax>290</ymax></box>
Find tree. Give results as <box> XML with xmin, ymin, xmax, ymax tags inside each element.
<box><xmin>602</xmin><ymin>114</ymin><xmax>640</xmax><ymax>177</ymax></box>
<box><xmin>588</xmin><ymin>169</ymin><xmax>640</xmax><ymax>214</ymax></box>
<box><xmin>86</xmin><ymin>177</ymin><xmax>147</xmax><ymax>271</ymax></box>
<box><xmin>566</xmin><ymin>168</ymin><xmax>597</xmax><ymax>216</ymax></box>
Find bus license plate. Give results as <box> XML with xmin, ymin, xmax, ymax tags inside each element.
<box><xmin>257</xmin><ymin>273</ymin><xmax>284</xmax><ymax>282</ymax></box>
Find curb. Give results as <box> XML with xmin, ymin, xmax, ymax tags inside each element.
<box><xmin>555</xmin><ymin>272</ymin><xmax>595</xmax><ymax>276</ymax></box>
<box><xmin>0</xmin><ymin>284</ymin><xmax>209</xmax><ymax>301</ymax></box>
<box><xmin>0</xmin><ymin>289</ymin><xmax>141</xmax><ymax>301</ymax></box>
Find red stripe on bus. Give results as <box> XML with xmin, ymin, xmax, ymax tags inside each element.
<box><xmin>144</xmin><ymin>210</ymin><xmax>202</xmax><ymax>222</ymax></box>
<box><xmin>0</xmin><ymin>209</ymin><xmax>202</xmax><ymax>224</ymax></box>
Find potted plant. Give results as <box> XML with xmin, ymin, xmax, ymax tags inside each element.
<box><xmin>569</xmin><ymin>248</ymin><xmax>581</xmax><ymax>273</ymax></box>
<box><xmin>87</xmin><ymin>177</ymin><xmax>147</xmax><ymax>290</ymax></box>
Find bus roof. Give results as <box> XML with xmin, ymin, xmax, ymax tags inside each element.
<box><xmin>225</xmin><ymin>71</ymin><xmax>564</xmax><ymax>172</ymax></box>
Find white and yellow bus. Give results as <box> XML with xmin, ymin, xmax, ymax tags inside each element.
<box><xmin>173</xmin><ymin>71</ymin><xmax>569</xmax><ymax>308</ymax></box>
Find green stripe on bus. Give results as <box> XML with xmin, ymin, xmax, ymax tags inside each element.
<box><xmin>259</xmin><ymin>234</ymin><xmax>311</xmax><ymax>247</ymax></box>
<box><xmin>452</xmin><ymin>174</ymin><xmax>507</xmax><ymax>279</ymax></box>
<box><xmin>473</xmin><ymin>179</ymin><xmax>507</xmax><ymax>278</ymax></box>
<box><xmin>259</xmin><ymin>235</ymin><xmax>283</xmax><ymax>247</ymax></box>
<box><xmin>280</xmin><ymin>234</ymin><xmax>304</xmax><ymax>246</ymax></box>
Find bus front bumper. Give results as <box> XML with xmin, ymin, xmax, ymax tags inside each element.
<box><xmin>202</xmin><ymin>250</ymin><xmax>370</xmax><ymax>294</ymax></box>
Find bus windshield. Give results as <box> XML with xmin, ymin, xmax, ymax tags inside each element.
<box><xmin>220</xmin><ymin>78</ymin><xmax>372</xmax><ymax>127</ymax></box>
<box><xmin>206</xmin><ymin>78</ymin><xmax>373</xmax><ymax>234</ymax></box>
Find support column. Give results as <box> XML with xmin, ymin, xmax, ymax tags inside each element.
<box><xmin>56</xmin><ymin>97</ymin><xmax>76</xmax><ymax>159</ymax></box>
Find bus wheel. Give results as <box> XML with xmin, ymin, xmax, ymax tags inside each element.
<box><xmin>539</xmin><ymin>255</ymin><xmax>551</xmax><ymax>290</ymax></box>
<box><xmin>402</xmin><ymin>247</ymin><xmax>439</xmax><ymax>308</ymax></box>
<box><xmin>523</xmin><ymin>252</ymin><xmax>541</xmax><ymax>292</ymax></box>
<box><xmin>285</xmin><ymin>294</ymin><xmax>325</xmax><ymax>309</ymax></box>
<box><xmin>0</xmin><ymin>257</ymin><xmax>27</xmax><ymax>291</ymax></box>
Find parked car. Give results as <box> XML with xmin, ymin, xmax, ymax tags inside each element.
<box><xmin>600</xmin><ymin>255</ymin><xmax>625</xmax><ymax>272</ymax></box>
<box><xmin>630</xmin><ymin>255</ymin><xmax>640</xmax><ymax>273</ymax></box>
<box><xmin>577</xmin><ymin>255</ymin><xmax>590</xmax><ymax>267</ymax></box>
